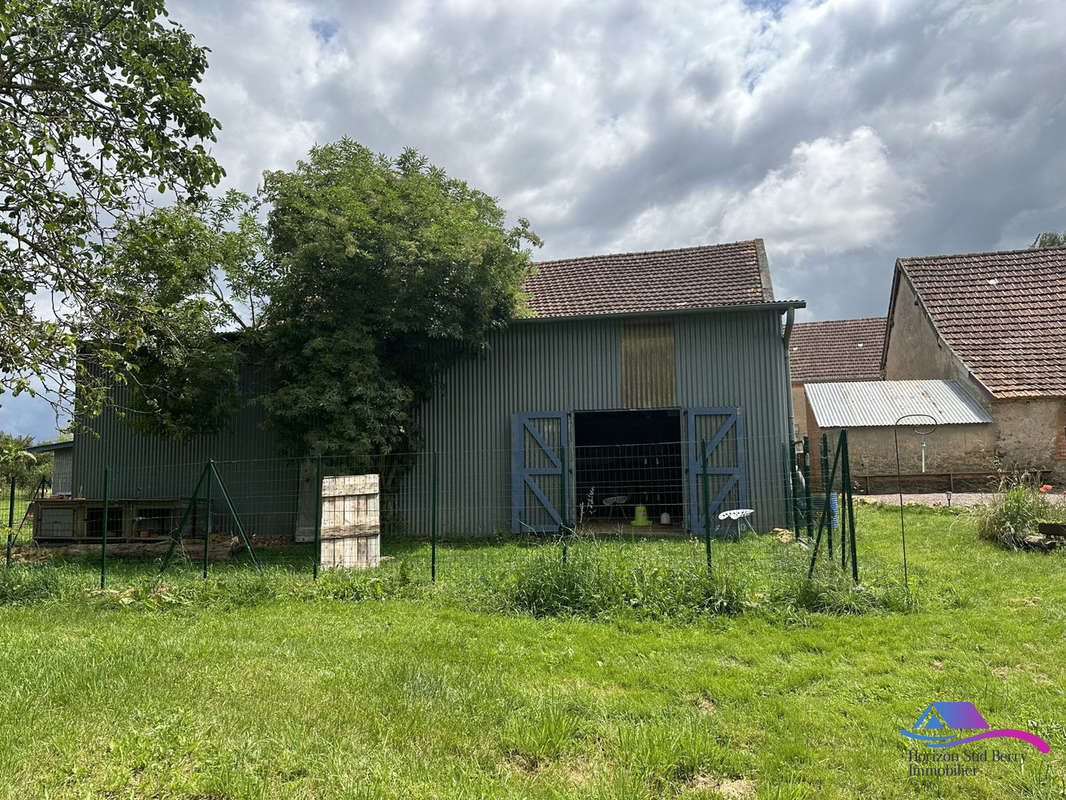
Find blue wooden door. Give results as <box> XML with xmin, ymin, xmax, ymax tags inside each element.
<box><xmin>687</xmin><ymin>407</ymin><xmax>747</xmax><ymax>534</ymax></box>
<box><xmin>511</xmin><ymin>412</ymin><xmax>569</xmax><ymax>533</ymax></box>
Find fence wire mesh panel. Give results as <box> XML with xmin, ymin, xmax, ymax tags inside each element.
<box><xmin>2</xmin><ymin>475</ymin><xmax>49</xmax><ymax>565</ymax></box>
<box><xmin>3</xmin><ymin>426</ymin><xmax>1062</xmax><ymax>598</ymax></box>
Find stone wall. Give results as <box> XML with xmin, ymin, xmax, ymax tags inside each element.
<box><xmin>807</xmin><ymin>400</ymin><xmax>1066</xmax><ymax>491</ymax></box>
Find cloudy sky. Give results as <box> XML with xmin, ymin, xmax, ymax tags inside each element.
<box><xmin>5</xmin><ymin>0</ymin><xmax>1066</xmax><ymax>439</ymax></box>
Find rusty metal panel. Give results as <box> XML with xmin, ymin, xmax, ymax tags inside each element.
<box><xmin>621</xmin><ymin>320</ymin><xmax>676</xmax><ymax>408</ymax></box>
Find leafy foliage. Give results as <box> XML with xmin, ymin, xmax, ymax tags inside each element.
<box><xmin>260</xmin><ymin>140</ymin><xmax>541</xmax><ymax>459</ymax></box>
<box><xmin>108</xmin><ymin>191</ymin><xmax>270</xmax><ymax>438</ymax></box>
<box><xmin>0</xmin><ymin>1</ymin><xmax>223</xmax><ymax>423</ymax></box>
<box><xmin>0</xmin><ymin>429</ymin><xmax>57</xmax><ymax>485</ymax></box>
<box><xmin>1031</xmin><ymin>231</ymin><xmax>1066</xmax><ymax>248</ymax></box>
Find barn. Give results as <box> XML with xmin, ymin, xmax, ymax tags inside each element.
<box><xmin>67</xmin><ymin>239</ymin><xmax>803</xmax><ymax>540</ymax></box>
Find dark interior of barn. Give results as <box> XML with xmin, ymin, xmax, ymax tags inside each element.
<box><xmin>573</xmin><ymin>409</ymin><xmax>684</xmax><ymax>527</ymax></box>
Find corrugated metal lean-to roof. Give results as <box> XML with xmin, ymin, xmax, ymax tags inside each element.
<box><xmin>805</xmin><ymin>379</ymin><xmax>993</xmax><ymax>428</ymax></box>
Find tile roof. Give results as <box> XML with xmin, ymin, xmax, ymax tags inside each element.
<box><xmin>806</xmin><ymin>379</ymin><xmax>992</xmax><ymax>428</ymax></box>
<box><xmin>894</xmin><ymin>247</ymin><xmax>1066</xmax><ymax>398</ymax></box>
<box><xmin>789</xmin><ymin>317</ymin><xmax>886</xmax><ymax>383</ymax></box>
<box><xmin>523</xmin><ymin>239</ymin><xmax>777</xmax><ymax>318</ymax></box>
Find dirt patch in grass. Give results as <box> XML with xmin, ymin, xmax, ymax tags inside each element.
<box><xmin>686</xmin><ymin>774</ymin><xmax>756</xmax><ymax>798</ymax></box>
<box><xmin>696</xmin><ymin>692</ymin><xmax>717</xmax><ymax>715</ymax></box>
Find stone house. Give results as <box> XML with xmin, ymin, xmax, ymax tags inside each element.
<box><xmin>879</xmin><ymin>246</ymin><xmax>1066</xmax><ymax>486</ymax></box>
<box><xmin>805</xmin><ymin>246</ymin><xmax>1066</xmax><ymax>491</ymax></box>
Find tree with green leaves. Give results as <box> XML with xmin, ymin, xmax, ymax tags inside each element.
<box><xmin>261</xmin><ymin>140</ymin><xmax>541</xmax><ymax>462</ymax></box>
<box><xmin>1030</xmin><ymin>232</ymin><xmax>1066</xmax><ymax>248</ymax></box>
<box><xmin>0</xmin><ymin>1</ymin><xmax>223</xmax><ymax>424</ymax></box>
<box><xmin>0</xmin><ymin>430</ymin><xmax>52</xmax><ymax>486</ymax></box>
<box><xmin>108</xmin><ymin>191</ymin><xmax>271</xmax><ymax>438</ymax></box>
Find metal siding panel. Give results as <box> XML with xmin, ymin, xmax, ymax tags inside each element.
<box><xmin>71</xmin><ymin>365</ymin><xmax>300</xmax><ymax>537</ymax></box>
<box><xmin>674</xmin><ymin>310</ymin><xmax>790</xmax><ymax>532</ymax></box>
<box><xmin>805</xmin><ymin>380</ymin><xmax>993</xmax><ymax>428</ymax></box>
<box><xmin>401</xmin><ymin>310</ymin><xmax>791</xmax><ymax>535</ymax></box>
<box><xmin>400</xmin><ymin>319</ymin><xmax>622</xmax><ymax>535</ymax></box>
<box><xmin>51</xmin><ymin>450</ymin><xmax>73</xmax><ymax>495</ymax></box>
<box><xmin>72</xmin><ymin>311</ymin><xmax>791</xmax><ymax>539</ymax></box>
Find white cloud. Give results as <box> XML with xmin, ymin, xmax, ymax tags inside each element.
<box><xmin>7</xmin><ymin>0</ymin><xmax>1066</xmax><ymax>434</ymax></box>
<box><xmin>718</xmin><ymin>126</ymin><xmax>923</xmax><ymax>258</ymax></box>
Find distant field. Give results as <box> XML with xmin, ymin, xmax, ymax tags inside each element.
<box><xmin>0</xmin><ymin>506</ymin><xmax>1063</xmax><ymax>799</ymax></box>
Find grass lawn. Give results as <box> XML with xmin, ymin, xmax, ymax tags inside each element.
<box><xmin>0</xmin><ymin>506</ymin><xmax>1063</xmax><ymax>799</ymax></box>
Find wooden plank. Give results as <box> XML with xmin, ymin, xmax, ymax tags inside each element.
<box><xmin>621</xmin><ymin>320</ymin><xmax>676</xmax><ymax>408</ymax></box>
<box><xmin>318</xmin><ymin>473</ymin><xmax>381</xmax><ymax>569</ymax></box>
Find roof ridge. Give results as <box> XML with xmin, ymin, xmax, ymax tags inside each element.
<box><xmin>900</xmin><ymin>244</ymin><xmax>1066</xmax><ymax>263</ymax></box>
<box><xmin>533</xmin><ymin>239</ymin><xmax>759</xmax><ymax>266</ymax></box>
<box><xmin>794</xmin><ymin>316</ymin><xmax>886</xmax><ymax>325</ymax></box>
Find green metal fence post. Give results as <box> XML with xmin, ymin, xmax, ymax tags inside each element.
<box><xmin>821</xmin><ymin>433</ymin><xmax>833</xmax><ymax>561</ymax></box>
<box><xmin>431</xmin><ymin>451</ymin><xmax>438</xmax><ymax>582</ymax></box>
<box><xmin>833</xmin><ymin>434</ymin><xmax>845</xmax><ymax>568</ymax></box>
<box><xmin>701</xmin><ymin>438</ymin><xmax>712</xmax><ymax>578</ymax></box>
<box><xmin>840</xmin><ymin>432</ymin><xmax>851</xmax><ymax>570</ymax></box>
<box><xmin>802</xmin><ymin>436</ymin><xmax>813</xmax><ymax>543</ymax></box>
<box><xmin>100</xmin><ymin>468</ymin><xmax>110</xmax><ymax>589</ymax></box>
<box><xmin>843</xmin><ymin>429</ymin><xmax>859</xmax><ymax>582</ymax></box>
<box><xmin>808</xmin><ymin>433</ymin><xmax>844</xmax><ymax>578</ymax></box>
<box><xmin>822</xmin><ymin>435</ymin><xmax>831</xmax><ymax>558</ymax></box>
<box><xmin>210</xmin><ymin>462</ymin><xmax>262</xmax><ymax>575</ymax></box>
<box><xmin>160</xmin><ymin>462</ymin><xmax>210</xmax><ymax>574</ymax></box>
<box><xmin>313</xmin><ymin>455</ymin><xmax>323</xmax><ymax>580</ymax></box>
<box><xmin>560</xmin><ymin>444</ymin><xmax>568</xmax><ymax>566</ymax></box>
<box><xmin>203</xmin><ymin>460</ymin><xmax>213</xmax><ymax>580</ymax></box>
<box><xmin>787</xmin><ymin>440</ymin><xmax>798</xmax><ymax>534</ymax></box>
<box><xmin>6</xmin><ymin>475</ymin><xmax>15</xmax><ymax>567</ymax></box>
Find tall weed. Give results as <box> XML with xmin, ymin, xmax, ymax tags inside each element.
<box><xmin>970</xmin><ymin>476</ymin><xmax>1065</xmax><ymax>550</ymax></box>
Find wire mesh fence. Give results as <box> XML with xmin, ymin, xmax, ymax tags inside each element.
<box><xmin>5</xmin><ymin>427</ymin><xmax>1062</xmax><ymax>596</ymax></box>
<box><xmin>1</xmin><ymin>474</ymin><xmax>51</xmax><ymax>566</ymax></box>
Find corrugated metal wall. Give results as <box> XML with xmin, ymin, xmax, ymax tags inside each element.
<box><xmin>71</xmin><ymin>309</ymin><xmax>792</xmax><ymax>539</ymax></box>
<box><xmin>399</xmin><ymin>309</ymin><xmax>791</xmax><ymax>534</ymax></box>
<box><xmin>397</xmin><ymin>318</ymin><xmax>623</xmax><ymax>535</ymax></box>
<box><xmin>675</xmin><ymin>311</ymin><xmax>791</xmax><ymax>532</ymax></box>
<box><xmin>71</xmin><ymin>366</ymin><xmax>302</xmax><ymax>537</ymax></box>
<box><xmin>52</xmin><ymin>450</ymin><xmax>73</xmax><ymax>496</ymax></box>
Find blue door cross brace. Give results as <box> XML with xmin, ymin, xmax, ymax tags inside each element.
<box><xmin>687</xmin><ymin>407</ymin><xmax>747</xmax><ymax>534</ymax></box>
<box><xmin>511</xmin><ymin>412</ymin><xmax>569</xmax><ymax>533</ymax></box>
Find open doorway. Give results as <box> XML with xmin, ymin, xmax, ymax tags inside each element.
<box><xmin>573</xmin><ymin>409</ymin><xmax>684</xmax><ymax>529</ymax></box>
